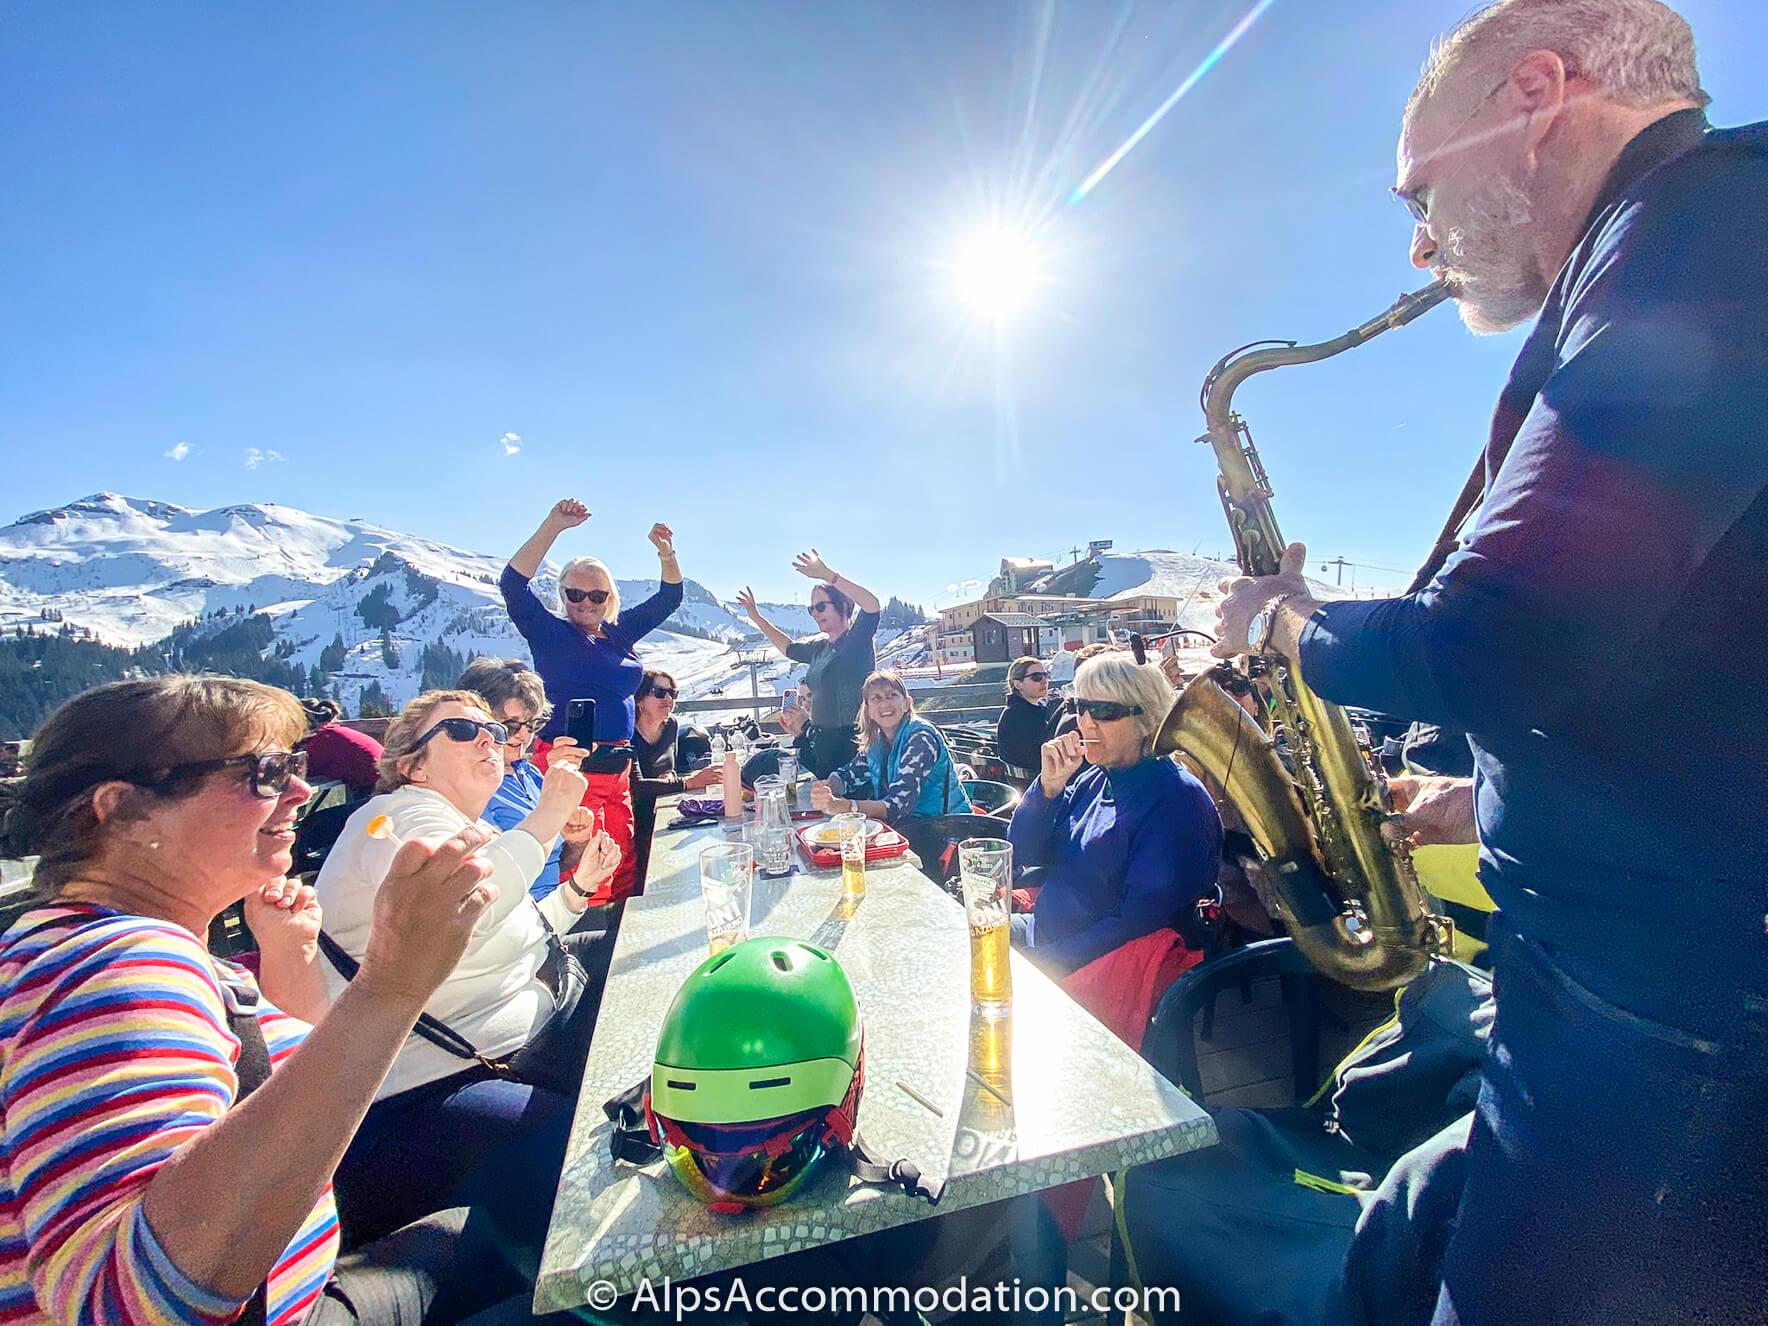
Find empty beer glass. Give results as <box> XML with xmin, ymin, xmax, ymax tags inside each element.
<box><xmin>698</xmin><ymin>843</ymin><xmax>754</xmax><ymax>955</ymax></box>
<box><xmin>959</xmin><ymin>838</ymin><xmax>1013</xmax><ymax>1016</ymax></box>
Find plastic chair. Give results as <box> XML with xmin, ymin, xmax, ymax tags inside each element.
<box><xmin>896</xmin><ymin>812</ymin><xmax>1012</xmax><ymax>893</ymax></box>
<box><xmin>1143</xmin><ymin>937</ymin><xmax>1328</xmax><ymax>1103</ymax></box>
<box><xmin>959</xmin><ymin>778</ymin><xmax>1021</xmax><ymax>816</ymax></box>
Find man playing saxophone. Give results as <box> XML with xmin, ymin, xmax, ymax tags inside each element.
<box><xmin>1213</xmin><ymin>2</ymin><xmax>1765</xmax><ymax>1323</ymax></box>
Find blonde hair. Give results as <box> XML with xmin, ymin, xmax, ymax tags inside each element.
<box><xmin>557</xmin><ymin>556</ymin><xmax>622</xmax><ymax>624</ymax></box>
<box><xmin>378</xmin><ymin>688</ymin><xmax>493</xmax><ymax>792</ymax></box>
<box><xmin>1074</xmin><ymin>654</ymin><xmax>1175</xmax><ymax>752</ymax></box>
<box><xmin>857</xmin><ymin>670</ymin><xmax>916</xmax><ymax>755</ymax></box>
<box><xmin>1409</xmin><ymin>0</ymin><xmax>1707</xmax><ymax>122</ymax></box>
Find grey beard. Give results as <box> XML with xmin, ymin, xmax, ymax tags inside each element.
<box><xmin>1444</xmin><ymin>173</ymin><xmax>1550</xmax><ymax>334</ymax></box>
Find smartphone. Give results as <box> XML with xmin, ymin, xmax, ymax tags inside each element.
<box><xmin>565</xmin><ymin>697</ymin><xmax>598</xmax><ymax>749</ymax></box>
<box><xmin>782</xmin><ymin>687</ymin><xmax>798</xmax><ymax>712</ymax></box>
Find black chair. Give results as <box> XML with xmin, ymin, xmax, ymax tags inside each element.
<box><xmin>959</xmin><ymin>778</ymin><xmax>1021</xmax><ymax>816</ymax></box>
<box><xmin>896</xmin><ymin>812</ymin><xmax>1012</xmax><ymax>893</ymax></box>
<box><xmin>1144</xmin><ymin>937</ymin><xmax>1328</xmax><ymax>1103</ymax></box>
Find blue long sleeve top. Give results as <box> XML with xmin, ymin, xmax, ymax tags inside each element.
<box><xmin>499</xmin><ymin>565</ymin><xmax>683</xmax><ymax>743</ymax></box>
<box><xmin>1297</xmin><ymin>112</ymin><xmax>1768</xmax><ymax>1036</ymax></box>
<box><xmin>1007</xmin><ymin>757</ymin><xmax>1222</xmax><ymax>976</ymax></box>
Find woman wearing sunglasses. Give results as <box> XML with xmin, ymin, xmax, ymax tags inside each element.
<box><xmin>736</xmin><ymin>550</ymin><xmax>882</xmax><ymax>777</ymax></box>
<box><xmin>313</xmin><ymin>688</ymin><xmax>618</xmax><ymax>1262</ymax></box>
<box><xmin>996</xmin><ymin>655</ymin><xmax>1061</xmax><ymax>787</ymax></box>
<box><xmin>458</xmin><ymin>656</ymin><xmax>620</xmax><ymax>904</ymax></box>
<box><xmin>502</xmin><ymin>497</ymin><xmax>685</xmax><ymax>900</ymax></box>
<box><xmin>630</xmin><ymin>669</ymin><xmax>720</xmax><ymax>887</ymax></box>
<box><xmin>1006</xmin><ymin>654</ymin><xmax>1223</xmax><ymax>976</ymax></box>
<box><xmin>0</xmin><ymin>676</ymin><xmax>531</xmax><ymax>1324</ymax></box>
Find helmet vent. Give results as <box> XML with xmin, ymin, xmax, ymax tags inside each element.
<box><xmin>770</xmin><ymin>951</ymin><xmax>792</xmax><ymax>973</ymax></box>
<box><xmin>665</xmin><ymin>1079</ymin><xmax>698</xmax><ymax>1091</ymax></box>
<box><xmin>708</xmin><ymin>951</ymin><xmax>738</xmax><ymax>973</ymax></box>
<box><xmin>749</xmin><ymin>1076</ymin><xmax>792</xmax><ymax>1090</ymax></box>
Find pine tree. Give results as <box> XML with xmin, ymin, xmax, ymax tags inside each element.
<box><xmin>319</xmin><ymin>633</ymin><xmax>346</xmax><ymax>674</ymax></box>
<box><xmin>379</xmin><ymin>628</ymin><xmax>400</xmax><ymax>670</ymax></box>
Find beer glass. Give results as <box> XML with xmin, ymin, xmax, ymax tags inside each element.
<box><xmin>833</xmin><ymin>812</ymin><xmax>868</xmax><ymax>899</ymax></box>
<box><xmin>776</xmin><ymin>749</ymin><xmax>800</xmax><ymax>789</ymax></box>
<box><xmin>959</xmin><ymin>838</ymin><xmax>1013</xmax><ymax>1016</ymax></box>
<box><xmin>698</xmin><ymin>843</ymin><xmax>754</xmax><ymax>955</ymax></box>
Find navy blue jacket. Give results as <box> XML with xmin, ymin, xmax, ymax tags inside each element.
<box><xmin>1008</xmin><ymin>757</ymin><xmax>1222</xmax><ymax>975</ymax></box>
<box><xmin>1299</xmin><ymin>112</ymin><xmax>1768</xmax><ymax>1036</ymax></box>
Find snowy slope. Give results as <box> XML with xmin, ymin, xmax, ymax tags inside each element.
<box><xmin>1018</xmin><ymin>548</ymin><xmax>1346</xmax><ymax>635</ymax></box>
<box><xmin>0</xmin><ymin>493</ymin><xmax>831</xmax><ymax>711</ymax></box>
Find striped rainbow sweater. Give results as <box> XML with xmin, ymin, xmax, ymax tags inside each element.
<box><xmin>0</xmin><ymin>905</ymin><xmax>338</xmax><ymax>1326</ymax></box>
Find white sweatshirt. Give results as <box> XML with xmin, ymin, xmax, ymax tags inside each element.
<box><xmin>313</xmin><ymin>786</ymin><xmax>582</xmax><ymax>1098</ymax></box>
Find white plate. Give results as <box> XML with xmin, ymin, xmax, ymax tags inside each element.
<box><xmin>804</xmin><ymin>818</ymin><xmax>887</xmax><ymax>846</ymax></box>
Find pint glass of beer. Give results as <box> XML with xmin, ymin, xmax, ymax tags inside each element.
<box><xmin>833</xmin><ymin>812</ymin><xmax>868</xmax><ymax>899</ymax></box>
<box><xmin>959</xmin><ymin>838</ymin><xmax>1013</xmax><ymax>1017</ymax></box>
<box><xmin>698</xmin><ymin>843</ymin><xmax>754</xmax><ymax>955</ymax></box>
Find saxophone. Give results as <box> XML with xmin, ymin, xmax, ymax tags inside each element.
<box><xmin>1155</xmin><ymin>281</ymin><xmax>1453</xmax><ymax>990</ymax></box>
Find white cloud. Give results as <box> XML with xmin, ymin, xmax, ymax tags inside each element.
<box><xmin>164</xmin><ymin>441</ymin><xmax>192</xmax><ymax>462</ymax></box>
<box><xmin>498</xmin><ymin>432</ymin><xmax>522</xmax><ymax>456</ymax></box>
<box><xmin>242</xmin><ymin>448</ymin><xmax>285</xmax><ymax>470</ymax></box>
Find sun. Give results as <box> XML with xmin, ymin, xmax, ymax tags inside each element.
<box><xmin>951</xmin><ymin>226</ymin><xmax>1042</xmax><ymax>320</ymax></box>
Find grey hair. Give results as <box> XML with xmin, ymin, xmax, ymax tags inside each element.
<box><xmin>1074</xmin><ymin>653</ymin><xmax>1175</xmax><ymax>752</ymax></box>
<box><xmin>557</xmin><ymin>556</ymin><xmax>621</xmax><ymax>624</ymax></box>
<box><xmin>457</xmin><ymin>656</ymin><xmax>550</xmax><ymax>723</ymax></box>
<box><xmin>1409</xmin><ymin>0</ymin><xmax>1708</xmax><ymax>121</ymax></box>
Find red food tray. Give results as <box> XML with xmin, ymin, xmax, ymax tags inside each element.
<box><xmin>794</xmin><ymin>823</ymin><xmax>911</xmax><ymax>868</ymax></box>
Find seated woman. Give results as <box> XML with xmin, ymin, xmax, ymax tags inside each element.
<box><xmin>458</xmin><ymin>655</ymin><xmax>603</xmax><ymax>903</ymax></box>
<box><xmin>631</xmin><ymin>668</ymin><xmax>720</xmax><ymax>887</ymax></box>
<box><xmin>0</xmin><ymin>676</ymin><xmax>524</xmax><ymax>1325</ymax></box>
<box><xmin>1007</xmin><ymin>654</ymin><xmax>1223</xmax><ymax>976</ymax></box>
<box><xmin>995</xmin><ymin>655</ymin><xmax>1059</xmax><ymax>786</ymax></box>
<box><xmin>811</xmin><ymin>670</ymin><xmax>972</xmax><ymax>823</ymax></box>
<box><xmin>297</xmin><ymin>695</ymin><xmax>383</xmax><ymax>797</ymax></box>
<box><xmin>313</xmin><ymin>689</ymin><xmax>620</xmax><ymax>1253</ymax></box>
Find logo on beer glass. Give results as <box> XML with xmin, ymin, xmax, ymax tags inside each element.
<box><xmin>959</xmin><ymin>838</ymin><xmax>1012</xmax><ymax>1017</ymax></box>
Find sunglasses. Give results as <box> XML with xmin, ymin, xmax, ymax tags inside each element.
<box><xmin>144</xmin><ymin>749</ymin><xmax>309</xmax><ymax>799</ymax></box>
<box><xmin>410</xmin><ymin>717</ymin><xmax>509</xmax><ymax>752</ymax></box>
<box><xmin>563</xmin><ymin>586</ymin><xmax>611</xmax><ymax>605</ymax></box>
<box><xmin>501</xmin><ymin>716</ymin><xmax>543</xmax><ymax>736</ymax></box>
<box><xmin>809</xmin><ymin>601</ymin><xmax>837</xmax><ymax>614</ymax></box>
<box><xmin>647</xmin><ymin>686</ymin><xmax>679</xmax><ymax>701</ymax></box>
<box><xmin>1072</xmin><ymin>699</ymin><xmax>1144</xmax><ymax>723</ymax></box>
<box><xmin>1020</xmin><ymin>672</ymin><xmax>1050</xmax><ymax>683</ymax></box>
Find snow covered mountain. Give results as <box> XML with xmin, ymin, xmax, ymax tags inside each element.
<box><xmin>0</xmin><ymin>493</ymin><xmax>841</xmax><ymax>712</ymax></box>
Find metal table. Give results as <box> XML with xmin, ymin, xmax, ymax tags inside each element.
<box><xmin>534</xmin><ymin>810</ymin><xmax>1217</xmax><ymax>1312</ymax></box>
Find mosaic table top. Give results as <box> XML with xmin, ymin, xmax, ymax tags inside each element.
<box><xmin>534</xmin><ymin>810</ymin><xmax>1216</xmax><ymax>1312</ymax></box>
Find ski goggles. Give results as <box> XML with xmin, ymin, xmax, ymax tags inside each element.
<box><xmin>663</xmin><ymin>1112</ymin><xmax>832</xmax><ymax>1209</ymax></box>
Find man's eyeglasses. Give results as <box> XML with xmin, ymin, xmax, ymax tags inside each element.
<box><xmin>1391</xmin><ymin>76</ymin><xmax>1513</xmax><ymax>224</ymax></box>
<box><xmin>563</xmin><ymin>586</ymin><xmax>611</xmax><ymax>605</ymax></box>
<box><xmin>410</xmin><ymin>717</ymin><xmax>509</xmax><ymax>752</ymax></box>
<box><xmin>1072</xmin><ymin>699</ymin><xmax>1144</xmax><ymax>723</ymax></box>
<box><xmin>647</xmin><ymin>686</ymin><xmax>679</xmax><ymax>701</ymax></box>
<box><xmin>142</xmin><ymin>750</ymin><xmax>310</xmax><ymax>799</ymax></box>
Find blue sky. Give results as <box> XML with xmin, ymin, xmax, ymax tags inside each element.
<box><xmin>4</xmin><ymin>1</ymin><xmax>1762</xmax><ymax>608</ymax></box>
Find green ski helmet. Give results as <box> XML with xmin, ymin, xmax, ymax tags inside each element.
<box><xmin>645</xmin><ymin>938</ymin><xmax>865</xmax><ymax>1210</ymax></box>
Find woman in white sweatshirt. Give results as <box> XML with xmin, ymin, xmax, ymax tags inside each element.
<box><xmin>313</xmin><ymin>687</ymin><xmax>620</xmax><ymax>1257</ymax></box>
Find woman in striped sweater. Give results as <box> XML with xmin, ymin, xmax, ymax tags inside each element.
<box><xmin>0</xmin><ymin>676</ymin><xmax>520</xmax><ymax>1326</ymax></box>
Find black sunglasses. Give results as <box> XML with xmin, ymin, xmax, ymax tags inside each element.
<box><xmin>411</xmin><ymin>717</ymin><xmax>509</xmax><ymax>752</ymax></box>
<box><xmin>809</xmin><ymin>600</ymin><xmax>836</xmax><ymax>614</ymax></box>
<box><xmin>1021</xmin><ymin>671</ymin><xmax>1050</xmax><ymax>683</ymax></box>
<box><xmin>647</xmin><ymin>686</ymin><xmax>679</xmax><ymax>701</ymax></box>
<box><xmin>501</xmin><ymin>716</ymin><xmax>544</xmax><ymax>736</ymax></box>
<box><xmin>1072</xmin><ymin>699</ymin><xmax>1144</xmax><ymax>723</ymax></box>
<box><xmin>563</xmin><ymin>586</ymin><xmax>611</xmax><ymax>605</ymax></box>
<box><xmin>143</xmin><ymin>749</ymin><xmax>309</xmax><ymax>799</ymax></box>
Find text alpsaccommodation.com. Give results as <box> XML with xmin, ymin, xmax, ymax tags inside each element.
<box><xmin>622</xmin><ymin>1274</ymin><xmax>1182</xmax><ymax>1319</ymax></box>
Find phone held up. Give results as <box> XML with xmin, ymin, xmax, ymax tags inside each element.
<box><xmin>565</xmin><ymin>697</ymin><xmax>598</xmax><ymax>749</ymax></box>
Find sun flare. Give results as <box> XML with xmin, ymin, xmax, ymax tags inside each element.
<box><xmin>951</xmin><ymin>226</ymin><xmax>1042</xmax><ymax>320</ymax></box>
